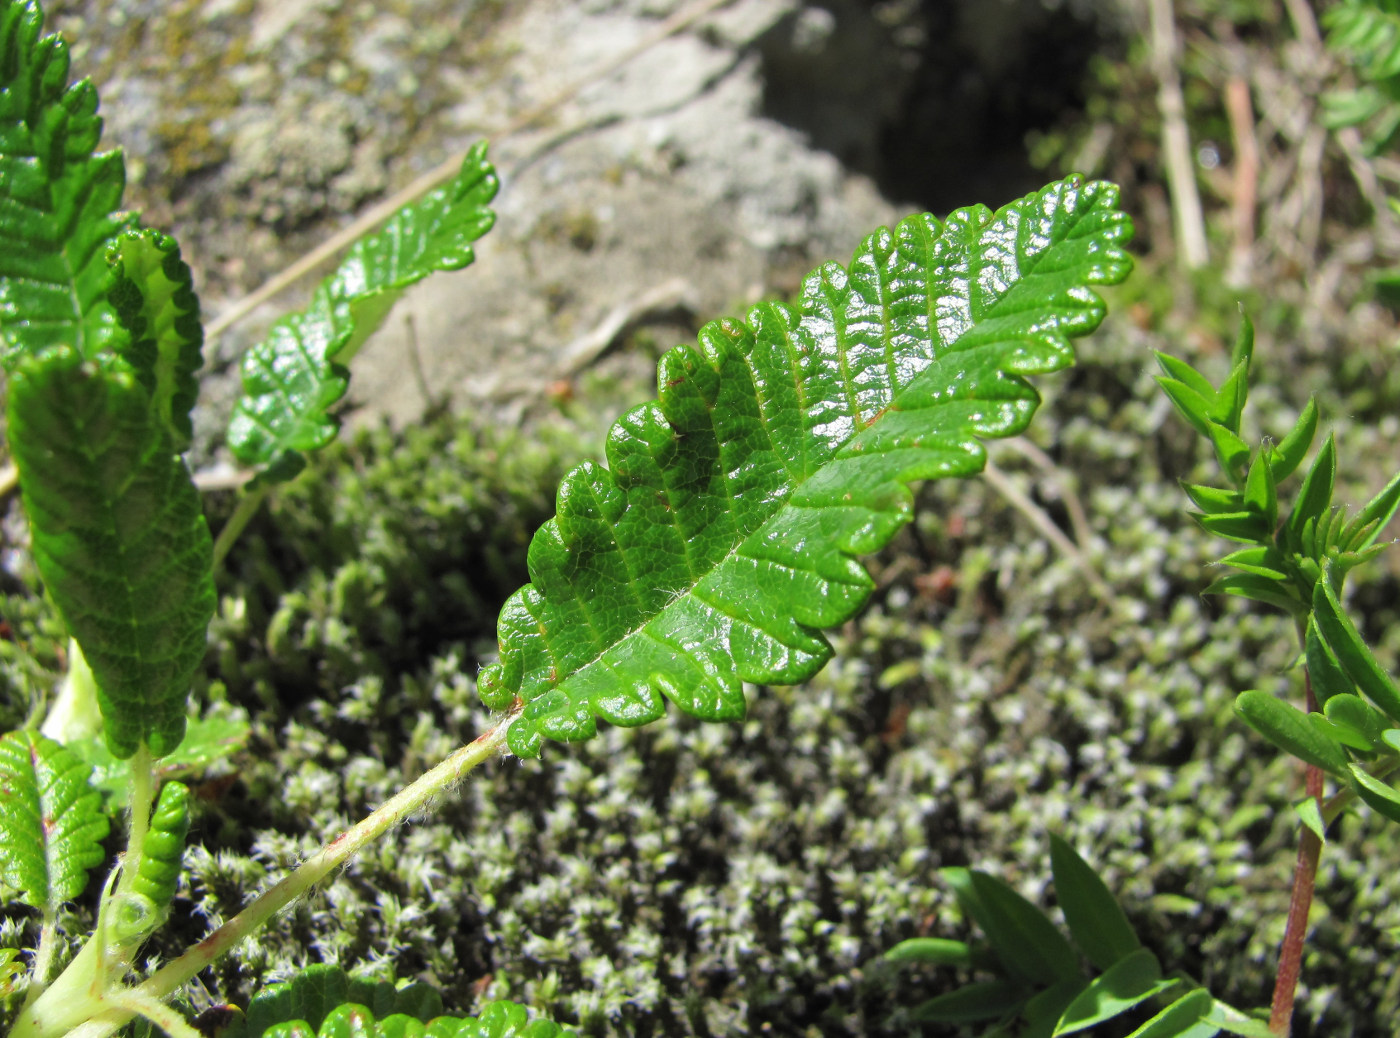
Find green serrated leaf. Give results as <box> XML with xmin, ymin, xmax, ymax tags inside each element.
<box><xmin>1234</xmin><ymin>690</ymin><xmax>1349</xmax><ymax>777</ymax></box>
<box><xmin>478</xmin><ymin>177</ymin><xmax>1133</xmax><ymax>754</ymax></box>
<box><xmin>225</xmin><ymin>967</ymin><xmax>510</xmax><ymax>1038</ymax></box>
<box><xmin>0</xmin><ymin>730</ymin><xmax>109</xmax><ymax>913</ymax></box>
<box><xmin>227</xmin><ymin>142</ymin><xmax>498</xmax><ymax>469</ymax></box>
<box><xmin>1054</xmin><ymin>948</ymin><xmax>1171</xmax><ymax>1036</ymax></box>
<box><xmin>1349</xmin><ymin>763</ymin><xmax>1400</xmax><ymax>824</ymax></box>
<box><xmin>1268</xmin><ymin>398</ymin><xmax>1318</xmax><ymax>483</ymax></box>
<box><xmin>106</xmin><ymin>228</ymin><xmax>203</xmax><ymax>451</ymax></box>
<box><xmin>1312</xmin><ymin>575</ymin><xmax>1400</xmax><ymax>721</ymax></box>
<box><xmin>1048</xmin><ymin>833</ymin><xmax>1141</xmax><ymax>972</ymax></box>
<box><xmin>69</xmin><ymin>715</ymin><xmax>251</xmax><ymax>803</ymax></box>
<box><xmin>1285</xmin><ymin>434</ymin><xmax>1336</xmax><ymax>548</ymax></box>
<box><xmin>1125</xmin><ymin>989</ymin><xmax>1219</xmax><ymax>1038</ymax></box>
<box><xmin>0</xmin><ymin>0</ymin><xmax>135</xmax><ymax>366</ymax></box>
<box><xmin>7</xmin><ymin>348</ymin><xmax>215</xmax><ymax>758</ymax></box>
<box><xmin>884</xmin><ymin>937</ymin><xmax>973</xmax><ymax>967</ymax></box>
<box><xmin>913</xmin><ymin>980</ymin><xmax>1026</xmax><ymax>1024</ymax></box>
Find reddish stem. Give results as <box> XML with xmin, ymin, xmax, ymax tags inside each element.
<box><xmin>1268</xmin><ymin>671</ymin><xmax>1323</xmax><ymax>1036</ymax></box>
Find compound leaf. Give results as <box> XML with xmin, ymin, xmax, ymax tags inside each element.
<box><xmin>0</xmin><ymin>0</ymin><xmax>134</xmax><ymax>366</ymax></box>
<box><xmin>0</xmin><ymin>729</ymin><xmax>109</xmax><ymax>913</ymax></box>
<box><xmin>479</xmin><ymin>176</ymin><xmax>1133</xmax><ymax>756</ymax></box>
<box><xmin>7</xmin><ymin>348</ymin><xmax>215</xmax><ymax>758</ymax></box>
<box><xmin>107</xmin><ymin>228</ymin><xmax>203</xmax><ymax>451</ymax></box>
<box><xmin>227</xmin><ymin>142</ymin><xmax>498</xmax><ymax>472</ymax></box>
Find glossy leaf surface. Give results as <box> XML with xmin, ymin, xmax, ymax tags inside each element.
<box><xmin>0</xmin><ymin>730</ymin><xmax>109</xmax><ymax>912</ymax></box>
<box><xmin>107</xmin><ymin>228</ymin><xmax>203</xmax><ymax>450</ymax></box>
<box><xmin>227</xmin><ymin>143</ymin><xmax>498</xmax><ymax>471</ymax></box>
<box><xmin>0</xmin><ymin>0</ymin><xmax>133</xmax><ymax>365</ymax></box>
<box><xmin>480</xmin><ymin>176</ymin><xmax>1133</xmax><ymax>756</ymax></box>
<box><xmin>8</xmin><ymin>348</ymin><xmax>215</xmax><ymax>757</ymax></box>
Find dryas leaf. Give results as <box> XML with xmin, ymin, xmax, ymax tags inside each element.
<box><xmin>72</xmin><ymin>714</ymin><xmax>250</xmax><ymax>803</ymax></box>
<box><xmin>225</xmin><ymin>966</ymin><xmax>573</xmax><ymax>1038</ymax></box>
<box><xmin>1048</xmin><ymin>833</ymin><xmax>1141</xmax><ymax>972</ymax></box>
<box><xmin>479</xmin><ymin>176</ymin><xmax>1133</xmax><ymax>756</ymax></box>
<box><xmin>0</xmin><ymin>730</ymin><xmax>109</xmax><ymax>913</ymax></box>
<box><xmin>0</xmin><ymin>0</ymin><xmax>134</xmax><ymax>365</ymax></box>
<box><xmin>7</xmin><ymin>348</ymin><xmax>215</xmax><ymax>758</ymax></box>
<box><xmin>227</xmin><ymin>142</ymin><xmax>498</xmax><ymax>472</ymax></box>
<box><xmin>107</xmin><ymin>228</ymin><xmax>203</xmax><ymax>451</ymax></box>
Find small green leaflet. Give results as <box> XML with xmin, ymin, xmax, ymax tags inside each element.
<box><xmin>8</xmin><ymin>348</ymin><xmax>215</xmax><ymax>758</ymax></box>
<box><xmin>0</xmin><ymin>0</ymin><xmax>134</xmax><ymax>366</ymax></box>
<box><xmin>0</xmin><ymin>730</ymin><xmax>109</xmax><ymax>913</ymax></box>
<box><xmin>227</xmin><ymin>142</ymin><xmax>499</xmax><ymax>473</ymax></box>
<box><xmin>480</xmin><ymin>176</ymin><xmax>1133</xmax><ymax>757</ymax></box>
<box><xmin>108</xmin><ymin>229</ymin><xmax>204</xmax><ymax>451</ymax></box>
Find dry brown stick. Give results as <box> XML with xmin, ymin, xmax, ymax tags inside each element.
<box><xmin>1225</xmin><ymin>74</ymin><xmax>1259</xmax><ymax>287</ymax></box>
<box><xmin>1147</xmin><ymin>0</ymin><xmax>1209</xmax><ymax>270</ymax></box>
<box><xmin>202</xmin><ymin>0</ymin><xmax>736</xmax><ymax>345</ymax></box>
<box><xmin>981</xmin><ymin>458</ymin><xmax>1111</xmax><ymax>601</ymax></box>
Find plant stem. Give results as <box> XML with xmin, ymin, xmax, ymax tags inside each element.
<box><xmin>210</xmin><ymin>483</ymin><xmax>271</xmax><ymax>571</ymax></box>
<box><xmin>15</xmin><ymin>710</ymin><xmax>518</xmax><ymax>1038</ymax></box>
<box><xmin>1269</xmin><ymin>670</ymin><xmax>1322</xmax><ymax>1036</ymax></box>
<box><xmin>115</xmin><ymin>745</ymin><xmax>155</xmax><ymax>901</ymax></box>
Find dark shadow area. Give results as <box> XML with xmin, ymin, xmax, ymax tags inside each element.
<box><xmin>755</xmin><ymin>0</ymin><xmax>1119</xmax><ymax>214</ymax></box>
